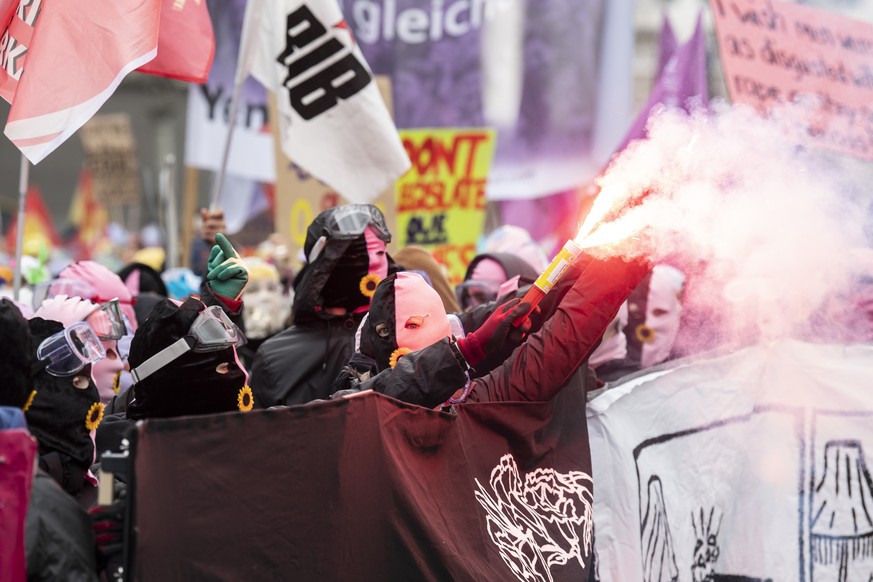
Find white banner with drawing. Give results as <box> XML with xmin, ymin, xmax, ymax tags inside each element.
<box><xmin>588</xmin><ymin>340</ymin><xmax>873</xmax><ymax>582</ymax></box>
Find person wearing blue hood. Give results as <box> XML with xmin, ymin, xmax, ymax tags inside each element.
<box><xmin>0</xmin><ymin>299</ymin><xmax>97</xmax><ymax>581</ymax></box>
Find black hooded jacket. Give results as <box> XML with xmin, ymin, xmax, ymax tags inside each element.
<box><xmin>251</xmin><ymin>208</ymin><xmax>400</xmax><ymax>407</ymax></box>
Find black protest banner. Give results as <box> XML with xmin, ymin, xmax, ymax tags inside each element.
<box><xmin>133</xmin><ymin>387</ymin><xmax>593</xmax><ymax>581</ymax></box>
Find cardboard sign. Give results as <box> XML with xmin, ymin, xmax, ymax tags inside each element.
<box><xmin>395</xmin><ymin>128</ymin><xmax>495</xmax><ymax>285</ymax></box>
<box><xmin>711</xmin><ymin>0</ymin><xmax>873</xmax><ymax>159</ymax></box>
<box><xmin>79</xmin><ymin>114</ymin><xmax>142</xmax><ymax>206</ymax></box>
<box><xmin>272</xmin><ymin>77</ymin><xmax>398</xmax><ymax>266</ymax></box>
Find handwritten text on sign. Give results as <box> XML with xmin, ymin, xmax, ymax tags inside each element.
<box><xmin>395</xmin><ymin>128</ymin><xmax>495</xmax><ymax>285</ymax></box>
<box><xmin>710</xmin><ymin>0</ymin><xmax>873</xmax><ymax>159</ymax></box>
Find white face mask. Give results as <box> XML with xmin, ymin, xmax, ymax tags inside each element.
<box><xmin>242</xmin><ymin>278</ymin><xmax>292</xmax><ymax>340</ymax></box>
<box><xmin>632</xmin><ymin>266</ymin><xmax>684</xmax><ymax>368</ymax></box>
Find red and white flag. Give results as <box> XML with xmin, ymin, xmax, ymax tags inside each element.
<box><xmin>138</xmin><ymin>0</ymin><xmax>214</xmax><ymax>84</ymax></box>
<box><xmin>245</xmin><ymin>0</ymin><xmax>410</xmax><ymax>203</ymax></box>
<box><xmin>0</xmin><ymin>0</ymin><xmax>161</xmax><ymax>163</ymax></box>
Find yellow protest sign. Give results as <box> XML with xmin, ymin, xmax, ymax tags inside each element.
<box><xmin>395</xmin><ymin>128</ymin><xmax>495</xmax><ymax>285</ymax></box>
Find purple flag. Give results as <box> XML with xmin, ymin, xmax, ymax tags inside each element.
<box><xmin>615</xmin><ymin>13</ymin><xmax>708</xmax><ymax>153</ymax></box>
<box><xmin>657</xmin><ymin>15</ymin><xmax>677</xmax><ymax>78</ymax></box>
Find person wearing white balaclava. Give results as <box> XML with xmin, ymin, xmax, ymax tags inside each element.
<box><xmin>595</xmin><ymin>265</ymin><xmax>685</xmax><ymax>383</ymax></box>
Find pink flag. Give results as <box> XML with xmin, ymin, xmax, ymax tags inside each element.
<box><xmin>0</xmin><ymin>0</ymin><xmax>15</xmax><ymax>49</ymax></box>
<box><xmin>0</xmin><ymin>0</ymin><xmax>161</xmax><ymax>163</ymax></box>
<box><xmin>138</xmin><ymin>0</ymin><xmax>215</xmax><ymax>84</ymax></box>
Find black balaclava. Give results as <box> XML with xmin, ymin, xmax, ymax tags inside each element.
<box><xmin>126</xmin><ymin>298</ymin><xmax>250</xmax><ymax>419</ymax></box>
<box><xmin>0</xmin><ymin>299</ymin><xmax>33</xmax><ymax>408</ymax></box>
<box><xmin>26</xmin><ymin>317</ymin><xmax>101</xmax><ymax>495</ymax></box>
<box><xmin>361</xmin><ymin>274</ymin><xmax>399</xmax><ymax>372</ymax></box>
<box><xmin>293</xmin><ymin>205</ymin><xmax>397</xmax><ymax>321</ymax></box>
<box><xmin>320</xmin><ymin>234</ymin><xmax>371</xmax><ymax>311</ymax></box>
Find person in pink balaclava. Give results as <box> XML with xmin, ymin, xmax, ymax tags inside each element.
<box><xmin>34</xmin><ymin>293</ymin><xmax>128</xmax><ymax>405</ymax></box>
<box><xmin>51</xmin><ymin>261</ymin><xmax>139</xmax><ymax>403</ymax></box>
<box><xmin>251</xmin><ymin>204</ymin><xmax>401</xmax><ymax>407</ymax></box>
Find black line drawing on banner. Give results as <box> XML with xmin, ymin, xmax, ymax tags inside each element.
<box><xmin>810</xmin><ymin>439</ymin><xmax>873</xmax><ymax>582</ymax></box>
<box><xmin>634</xmin><ymin>406</ymin><xmax>802</xmax><ymax>582</ymax></box>
<box><xmin>692</xmin><ymin>506</ymin><xmax>723</xmax><ymax>582</ymax></box>
<box><xmin>642</xmin><ymin>475</ymin><xmax>679</xmax><ymax>582</ymax></box>
<box><xmin>473</xmin><ymin>453</ymin><xmax>593</xmax><ymax>582</ymax></box>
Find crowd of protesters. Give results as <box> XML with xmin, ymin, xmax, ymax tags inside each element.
<box><xmin>0</xmin><ymin>202</ymin><xmax>769</xmax><ymax>580</ymax></box>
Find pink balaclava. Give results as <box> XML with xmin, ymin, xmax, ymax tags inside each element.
<box><xmin>394</xmin><ymin>272</ymin><xmax>452</xmax><ymax>352</ymax></box>
<box><xmin>470</xmin><ymin>258</ymin><xmax>508</xmax><ymax>284</ymax></box>
<box><xmin>481</xmin><ymin>225</ymin><xmax>550</xmax><ymax>272</ymax></box>
<box><xmin>350</xmin><ymin>227</ymin><xmax>390</xmax><ymax>314</ymax></box>
<box><xmin>33</xmin><ymin>295</ymin><xmax>126</xmax><ymax>404</ymax></box>
<box><xmin>60</xmin><ymin>261</ymin><xmax>138</xmax><ymax>332</ymax></box>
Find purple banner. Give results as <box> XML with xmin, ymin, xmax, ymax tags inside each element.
<box><xmin>340</xmin><ymin>0</ymin><xmax>605</xmax><ymax>200</ymax></box>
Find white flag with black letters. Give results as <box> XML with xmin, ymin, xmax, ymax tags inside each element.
<box><xmin>246</xmin><ymin>0</ymin><xmax>410</xmax><ymax>203</ymax></box>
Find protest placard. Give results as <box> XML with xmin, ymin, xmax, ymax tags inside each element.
<box><xmin>79</xmin><ymin>113</ymin><xmax>142</xmax><ymax>206</ymax></box>
<box><xmin>711</xmin><ymin>0</ymin><xmax>873</xmax><ymax>159</ymax></box>
<box><xmin>395</xmin><ymin>128</ymin><xmax>496</xmax><ymax>285</ymax></box>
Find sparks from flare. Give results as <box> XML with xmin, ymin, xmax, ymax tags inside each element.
<box><xmin>573</xmin><ymin>184</ymin><xmax>653</xmax><ymax>251</ymax></box>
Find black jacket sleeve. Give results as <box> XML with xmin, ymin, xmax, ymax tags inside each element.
<box><xmin>359</xmin><ymin>338</ymin><xmax>468</xmax><ymax>409</ymax></box>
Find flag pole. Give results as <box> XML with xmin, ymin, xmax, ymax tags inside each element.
<box><xmin>208</xmin><ymin>85</ymin><xmax>242</xmax><ymax>211</ymax></box>
<box><xmin>160</xmin><ymin>154</ymin><xmax>179</xmax><ymax>270</ymax></box>
<box><xmin>13</xmin><ymin>154</ymin><xmax>29</xmax><ymax>301</ymax></box>
<box><xmin>208</xmin><ymin>0</ymin><xmax>264</xmax><ymax>211</ymax></box>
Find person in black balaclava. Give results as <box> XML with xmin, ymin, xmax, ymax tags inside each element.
<box><xmin>251</xmin><ymin>204</ymin><xmax>400</xmax><ymax>406</ymax></box>
<box><xmin>26</xmin><ymin>317</ymin><xmax>104</xmax><ymax>510</ymax></box>
<box><xmin>0</xmin><ymin>298</ymin><xmax>33</xmax><ymax>409</ymax></box>
<box><xmin>0</xmin><ymin>300</ymin><xmax>98</xmax><ymax>582</ymax></box>
<box><xmin>124</xmin><ymin>297</ymin><xmax>253</xmax><ymax>420</ymax></box>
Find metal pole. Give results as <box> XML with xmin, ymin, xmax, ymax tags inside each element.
<box><xmin>13</xmin><ymin>154</ymin><xmax>29</xmax><ymax>301</ymax></box>
<box><xmin>160</xmin><ymin>154</ymin><xmax>179</xmax><ymax>270</ymax></box>
<box><xmin>208</xmin><ymin>0</ymin><xmax>264</xmax><ymax>211</ymax></box>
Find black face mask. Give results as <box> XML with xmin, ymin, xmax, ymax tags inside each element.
<box><xmin>26</xmin><ymin>318</ymin><xmax>100</xmax><ymax>494</ymax></box>
<box><xmin>127</xmin><ymin>298</ymin><xmax>252</xmax><ymax>419</ymax></box>
<box><xmin>127</xmin><ymin>347</ymin><xmax>248</xmax><ymax>419</ymax></box>
<box><xmin>361</xmin><ymin>274</ymin><xmax>399</xmax><ymax>372</ymax></box>
<box><xmin>320</xmin><ymin>235</ymin><xmax>373</xmax><ymax>312</ymax></box>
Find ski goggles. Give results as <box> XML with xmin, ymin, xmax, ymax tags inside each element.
<box><xmin>84</xmin><ymin>299</ymin><xmax>126</xmax><ymax>341</ymax></box>
<box><xmin>455</xmin><ymin>280</ymin><xmax>503</xmax><ymax>310</ymax></box>
<box><xmin>36</xmin><ymin>322</ymin><xmax>107</xmax><ymax>377</ymax></box>
<box><xmin>131</xmin><ymin>306</ymin><xmax>246</xmax><ymax>383</ymax></box>
<box><xmin>323</xmin><ymin>204</ymin><xmax>391</xmax><ymax>242</ymax></box>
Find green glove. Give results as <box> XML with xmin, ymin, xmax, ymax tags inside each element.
<box><xmin>206</xmin><ymin>233</ymin><xmax>250</xmax><ymax>300</ymax></box>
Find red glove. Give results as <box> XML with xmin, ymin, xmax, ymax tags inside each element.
<box><xmin>89</xmin><ymin>496</ymin><xmax>125</xmax><ymax>567</ymax></box>
<box><xmin>457</xmin><ymin>298</ymin><xmax>532</xmax><ymax>367</ymax></box>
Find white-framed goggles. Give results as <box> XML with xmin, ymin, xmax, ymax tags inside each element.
<box><xmin>131</xmin><ymin>306</ymin><xmax>246</xmax><ymax>383</ymax></box>
<box><xmin>36</xmin><ymin>321</ymin><xmax>107</xmax><ymax>377</ymax></box>
<box><xmin>84</xmin><ymin>298</ymin><xmax>126</xmax><ymax>341</ymax></box>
